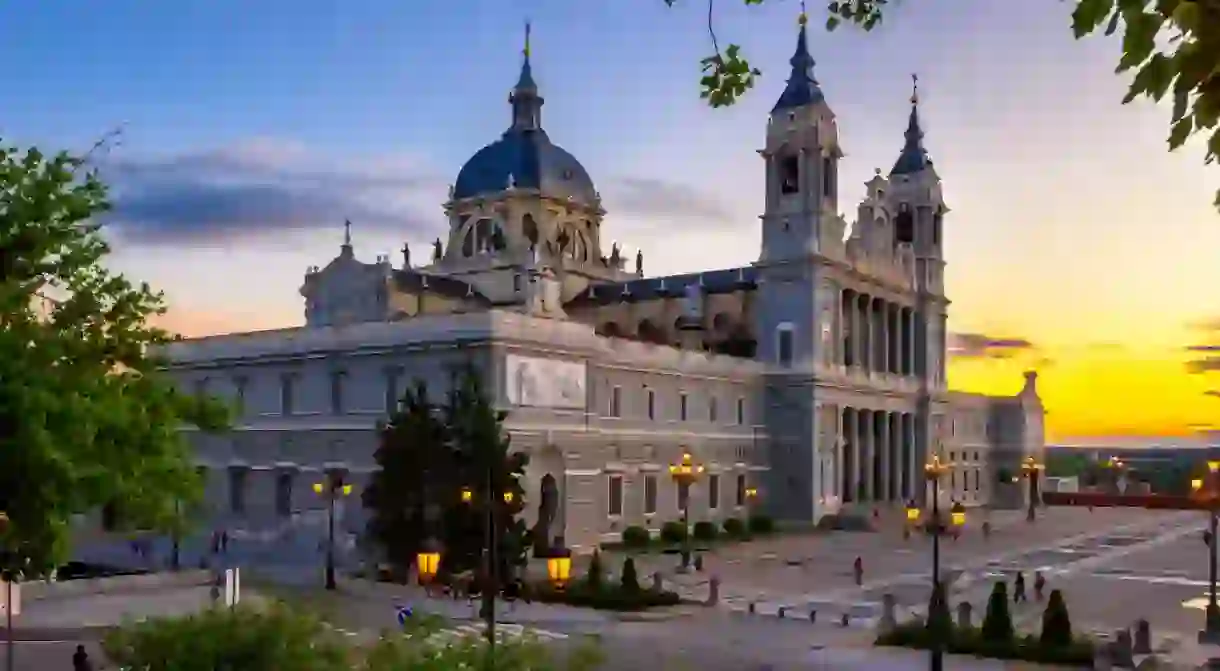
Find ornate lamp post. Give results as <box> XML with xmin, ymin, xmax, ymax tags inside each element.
<box><xmin>460</xmin><ymin>483</ymin><xmax>517</xmax><ymax>652</ymax></box>
<box><xmin>1193</xmin><ymin>460</ymin><xmax>1220</xmax><ymax>643</ymax></box>
<box><xmin>416</xmin><ymin>539</ymin><xmax>441</xmax><ymax>587</ymax></box>
<box><xmin>919</xmin><ymin>455</ymin><xmax>965</xmax><ymax>671</ymax></box>
<box><xmin>668</xmin><ymin>452</ymin><xmax>704</xmax><ymax>572</ymax></box>
<box><xmin>546</xmin><ymin>550</ymin><xmax>572</xmax><ymax>590</ymax></box>
<box><xmin>312</xmin><ymin>476</ymin><xmax>353</xmax><ymax>591</ymax></box>
<box><xmin>1020</xmin><ymin>456</ymin><xmax>1045</xmax><ymax>522</ymax></box>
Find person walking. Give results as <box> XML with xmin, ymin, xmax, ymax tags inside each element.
<box><xmin>1034</xmin><ymin>571</ymin><xmax>1046</xmax><ymax>602</ymax></box>
<box><xmin>853</xmin><ymin>556</ymin><xmax>863</xmax><ymax>586</ymax></box>
<box><xmin>1013</xmin><ymin>571</ymin><xmax>1027</xmax><ymax>603</ymax></box>
<box><xmin>72</xmin><ymin>644</ymin><xmax>93</xmax><ymax>671</ymax></box>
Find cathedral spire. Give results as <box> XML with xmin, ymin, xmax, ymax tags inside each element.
<box><xmin>771</xmin><ymin>5</ymin><xmax>825</xmax><ymax>114</ymax></box>
<box><xmin>340</xmin><ymin>219</ymin><xmax>354</xmax><ymax>258</ymax></box>
<box><xmin>510</xmin><ymin>21</ymin><xmax>544</xmax><ymax>130</ymax></box>
<box><xmin>890</xmin><ymin>74</ymin><xmax>933</xmax><ymax>176</ymax></box>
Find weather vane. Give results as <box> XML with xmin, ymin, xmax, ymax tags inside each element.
<box><xmin>798</xmin><ymin>0</ymin><xmax>807</xmax><ymax>25</ymax></box>
<box><xmin>524</xmin><ymin>20</ymin><xmax>532</xmax><ymax>58</ymax></box>
<box><xmin>911</xmin><ymin>73</ymin><xmax>920</xmax><ymax>104</ymax></box>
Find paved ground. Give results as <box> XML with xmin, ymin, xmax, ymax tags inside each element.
<box><xmin>0</xmin><ymin>640</ymin><xmax>104</xmax><ymax>671</ymax></box>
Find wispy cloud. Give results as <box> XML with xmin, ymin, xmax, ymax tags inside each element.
<box><xmin>99</xmin><ymin>139</ymin><xmax>446</xmax><ymax>245</ymax></box>
<box><xmin>1204</xmin><ymin>390</ymin><xmax>1220</xmax><ymax>399</ymax></box>
<box><xmin>604</xmin><ymin>177</ymin><xmax>738</xmax><ymax>225</ymax></box>
<box><xmin>947</xmin><ymin>332</ymin><xmax>1036</xmax><ymax>360</ymax></box>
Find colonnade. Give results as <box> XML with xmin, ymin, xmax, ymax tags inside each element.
<box><xmin>836</xmin><ymin>289</ymin><xmax>919</xmax><ymax>376</ymax></box>
<box><xmin>827</xmin><ymin>407</ymin><xmax>920</xmax><ymax>505</ymax></box>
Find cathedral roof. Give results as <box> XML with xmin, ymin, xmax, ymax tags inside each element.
<box><xmin>566</xmin><ymin>266</ymin><xmax>759</xmax><ymax>309</ymax></box>
<box><xmin>890</xmin><ymin>81</ymin><xmax>933</xmax><ymax>176</ymax></box>
<box><xmin>771</xmin><ymin>19</ymin><xmax>825</xmax><ymax>114</ymax></box>
<box><xmin>451</xmin><ymin>34</ymin><xmax>598</xmax><ymax>204</ymax></box>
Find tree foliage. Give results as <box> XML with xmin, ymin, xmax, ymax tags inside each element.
<box><xmin>925</xmin><ymin>579</ymin><xmax>953</xmax><ymax>644</ymax></box>
<box><xmin>1039</xmin><ymin>588</ymin><xmax>1075</xmax><ymax>648</ymax></box>
<box><xmin>0</xmin><ymin>139</ymin><xmax>229</xmax><ymax>578</ymax></box>
<box><xmin>670</xmin><ymin>0</ymin><xmax>1220</xmax><ymax>208</ymax></box>
<box><xmin>364</xmin><ymin>363</ymin><xmax>530</xmax><ymax>581</ymax></box>
<box><xmin>980</xmin><ymin>581</ymin><xmax>1015</xmax><ymax>644</ymax></box>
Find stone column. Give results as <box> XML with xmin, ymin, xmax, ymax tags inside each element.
<box><xmin>878</xmin><ymin>300</ymin><xmax>890</xmax><ymax>376</ymax></box>
<box><xmin>905</xmin><ymin>413</ymin><xmax>917</xmax><ymax>500</ymax></box>
<box><xmin>833</xmin><ymin>406</ymin><xmax>844</xmax><ymax>503</ymax></box>
<box><xmin>883</xmin><ymin>409</ymin><xmax>893</xmax><ymax>505</ymax></box>
<box><xmin>850</xmin><ymin>408</ymin><xmax>861</xmax><ymax>503</ymax></box>
<box><xmin>859</xmin><ymin>295</ymin><xmax>871</xmax><ymax>373</ymax></box>
<box><xmin>890</xmin><ymin>413</ymin><xmax>901</xmax><ymax>501</ymax></box>
<box><xmin>850</xmin><ymin>293</ymin><xmax>861</xmax><ymax>370</ymax></box>
<box><xmin>890</xmin><ymin>306</ymin><xmax>901</xmax><ymax>374</ymax></box>
<box><xmin>861</xmin><ymin>409</ymin><xmax>875</xmax><ymax>502</ymax></box>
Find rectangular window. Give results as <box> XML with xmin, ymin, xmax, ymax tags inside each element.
<box><xmin>646</xmin><ymin>388</ymin><xmax>656</xmax><ymax>420</ymax></box>
<box><xmin>233</xmin><ymin>376</ymin><xmax>248</xmax><ymax>415</ymax></box>
<box><xmin>329</xmin><ymin>371</ymin><xmax>346</xmax><ymax>415</ymax></box>
<box><xmin>736</xmin><ymin>474</ymin><xmax>747</xmax><ymax>507</ymax></box>
<box><xmin>609</xmin><ymin>386</ymin><xmax>622</xmax><ymax>418</ymax></box>
<box><xmin>384</xmin><ymin>368</ymin><xmax>401</xmax><ymax>414</ymax></box>
<box><xmin>708</xmin><ymin>474</ymin><xmax>720</xmax><ymax>510</ymax></box>
<box><xmin>275</xmin><ymin>471</ymin><xmax>293</xmax><ymax>517</ymax></box>
<box><xmin>229</xmin><ymin>468</ymin><xmax>247</xmax><ymax>514</ymax></box>
<box><xmin>777</xmin><ymin>327</ymin><xmax>794</xmax><ymax>366</ymax></box>
<box><xmin>709</xmin><ymin>396</ymin><xmax>718</xmax><ymax>423</ymax></box>
<box><xmin>644</xmin><ymin>475</ymin><xmax>657</xmax><ymax>515</ymax></box>
<box><xmin>736</xmin><ymin>397</ymin><xmax>745</xmax><ymax>425</ymax></box>
<box><xmin>949</xmin><ymin>451</ymin><xmax>956</xmax><ymax>463</ymax></box>
<box><xmin>950</xmin><ymin>470</ymin><xmax>957</xmax><ymax>491</ymax></box>
<box><xmin>607</xmin><ymin>475</ymin><xmax>624</xmax><ymax>517</ymax></box>
<box><xmin>279</xmin><ymin>374</ymin><xmax>295</xmax><ymax>416</ymax></box>
<box><xmin>679</xmin><ymin>393</ymin><xmax>688</xmax><ymax>421</ymax></box>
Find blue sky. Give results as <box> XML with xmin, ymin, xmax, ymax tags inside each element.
<box><xmin>3</xmin><ymin>0</ymin><xmax>1219</xmax><ymax>438</ymax></box>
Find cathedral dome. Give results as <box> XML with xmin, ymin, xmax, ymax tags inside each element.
<box><xmin>452</xmin><ymin>128</ymin><xmax>597</xmax><ymax>203</ymax></box>
<box><xmin>451</xmin><ymin>38</ymin><xmax>598</xmax><ymax>205</ymax></box>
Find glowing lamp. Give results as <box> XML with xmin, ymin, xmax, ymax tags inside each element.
<box><xmin>341</xmin><ymin>484</ymin><xmax>353</xmax><ymax>496</ymax></box>
<box><xmin>547</xmin><ymin>555</ymin><xmax>572</xmax><ymax>587</ymax></box>
<box><xmin>312</xmin><ymin>482</ymin><xmax>324</xmax><ymax>495</ymax></box>
<box><xmin>905</xmin><ymin>502</ymin><xmax>920</xmax><ymax>523</ymax></box>
<box><xmin>950</xmin><ymin>502</ymin><xmax>966</xmax><ymax>528</ymax></box>
<box><xmin>461</xmin><ymin>488</ymin><xmax>473</xmax><ymax>503</ymax></box>
<box><xmin>503</xmin><ymin>491</ymin><xmax>514</xmax><ymax>504</ymax></box>
<box><xmin>1194</xmin><ymin>478</ymin><xmax>1206</xmax><ymax>492</ymax></box>
<box><xmin>1209</xmin><ymin>461</ymin><xmax>1220</xmax><ymax>474</ymax></box>
<box><xmin>416</xmin><ymin>551</ymin><xmax>441</xmax><ymax>583</ymax></box>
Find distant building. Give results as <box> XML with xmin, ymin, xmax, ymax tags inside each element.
<box><xmin>80</xmin><ymin>25</ymin><xmax>1046</xmax><ymax>572</ymax></box>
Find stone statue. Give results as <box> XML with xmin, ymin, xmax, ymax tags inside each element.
<box><xmin>609</xmin><ymin>243</ymin><xmax>620</xmax><ymax>266</ymax></box>
<box><xmin>448</xmin><ymin>184</ymin><xmax>455</xmax><ymax>199</ymax></box>
<box><xmin>401</xmin><ymin>242</ymin><xmax>410</xmax><ymax>268</ymax></box>
<box><xmin>635</xmin><ymin>249</ymin><xmax>643</xmax><ymax>275</ymax></box>
<box><xmin>556</xmin><ymin>229</ymin><xmax>570</xmax><ymax>254</ymax></box>
<box><xmin>432</xmin><ymin>238</ymin><xmax>443</xmax><ymax>262</ymax></box>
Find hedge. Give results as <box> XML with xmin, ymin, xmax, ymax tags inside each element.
<box><xmin>877</xmin><ymin>621</ymin><xmax>1095</xmax><ymax>667</ymax></box>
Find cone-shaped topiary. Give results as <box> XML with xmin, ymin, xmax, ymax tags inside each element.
<box><xmin>925</xmin><ymin>580</ymin><xmax>953</xmax><ymax>645</ymax></box>
<box><xmin>981</xmin><ymin>581</ymin><xmax>1015</xmax><ymax>644</ymax></box>
<box><xmin>1039</xmin><ymin>588</ymin><xmax>1073</xmax><ymax>649</ymax></box>
<box><xmin>620</xmin><ymin>557</ymin><xmax>640</xmax><ymax>593</ymax></box>
<box><xmin>584</xmin><ymin>550</ymin><xmax>605</xmax><ymax>591</ymax></box>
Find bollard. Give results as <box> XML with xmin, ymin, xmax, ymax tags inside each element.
<box><xmin>1133</xmin><ymin>619</ymin><xmax>1151</xmax><ymax>655</ymax></box>
<box><xmin>777</xmin><ymin>606</ymin><xmax>787</xmax><ymax>618</ymax></box>
<box><xmin>840</xmin><ymin>612</ymin><xmax>850</xmax><ymax>628</ymax></box>
<box><xmin>809</xmin><ymin>609</ymin><xmax>817</xmax><ymax>623</ymax></box>
<box><xmin>748</xmin><ymin>601</ymin><xmax>756</xmax><ymax>614</ymax></box>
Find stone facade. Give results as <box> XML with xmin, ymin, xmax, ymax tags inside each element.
<box><xmin>127</xmin><ymin>25</ymin><xmax>1045</xmax><ymax>570</ymax></box>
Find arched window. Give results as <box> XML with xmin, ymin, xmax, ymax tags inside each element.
<box><xmin>779</xmin><ymin>155</ymin><xmax>800</xmax><ymax>195</ymax></box>
<box><xmin>895</xmin><ymin>206</ymin><xmax>914</xmax><ymax>244</ymax></box>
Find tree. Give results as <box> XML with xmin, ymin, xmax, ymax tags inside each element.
<box><xmin>0</xmin><ymin>139</ymin><xmax>229</xmax><ymax>579</ymax></box>
<box><xmin>925</xmin><ymin>579</ymin><xmax>953</xmax><ymax>645</ymax></box>
<box><xmin>585</xmin><ymin>550</ymin><xmax>605</xmax><ymax>592</ymax></box>
<box><xmin>363</xmin><ymin>380</ymin><xmax>453</xmax><ymax>578</ymax></box>
<box><xmin>620</xmin><ymin>556</ymin><xmax>640</xmax><ymax>593</ymax></box>
<box><xmin>441</xmin><ymin>363</ymin><xmax>530</xmax><ymax>581</ymax></box>
<box><xmin>670</xmin><ymin>0</ymin><xmax>1220</xmax><ymax>209</ymax></box>
<box><xmin>1039</xmin><ymin>588</ymin><xmax>1075</xmax><ymax>648</ymax></box>
<box><xmin>980</xmin><ymin>581</ymin><xmax>1015</xmax><ymax>645</ymax></box>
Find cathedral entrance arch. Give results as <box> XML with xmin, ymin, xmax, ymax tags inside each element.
<box><xmin>530</xmin><ymin>444</ymin><xmax>566</xmax><ymax>557</ymax></box>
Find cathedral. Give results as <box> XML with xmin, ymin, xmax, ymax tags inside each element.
<box><xmin>144</xmin><ymin>21</ymin><xmax>1045</xmax><ymax>568</ymax></box>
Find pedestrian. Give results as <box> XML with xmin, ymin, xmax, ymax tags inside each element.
<box><xmin>1013</xmin><ymin>571</ymin><xmax>1027</xmax><ymax>603</ymax></box>
<box><xmin>853</xmin><ymin>556</ymin><xmax>863</xmax><ymax>586</ymax></box>
<box><xmin>1034</xmin><ymin>570</ymin><xmax>1046</xmax><ymax>601</ymax></box>
<box><xmin>73</xmin><ymin>644</ymin><xmax>93</xmax><ymax>671</ymax></box>
<box><xmin>982</xmin><ymin>520</ymin><xmax>992</xmax><ymax>539</ymax></box>
<box><xmin>220</xmin><ymin>530</ymin><xmax>230</xmax><ymax>553</ymax></box>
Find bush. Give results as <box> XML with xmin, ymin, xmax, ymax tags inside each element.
<box><xmin>692</xmin><ymin>521</ymin><xmax>718</xmax><ymax>541</ymax></box>
<box><xmin>876</xmin><ymin>621</ymin><xmax>1095</xmax><ymax>667</ymax></box>
<box><xmin>1040</xmin><ymin>589</ymin><xmax>1073</xmax><ymax>649</ymax></box>
<box><xmin>533</xmin><ymin>582</ymin><xmax>680</xmax><ymax>611</ymax></box>
<box><xmin>722</xmin><ymin>517</ymin><xmax>746</xmax><ymax>537</ymax></box>
<box><xmin>747</xmin><ymin>515</ymin><xmax>775</xmax><ymax>534</ymax></box>
<box><xmin>620</xmin><ymin>557</ymin><xmax>640</xmax><ymax>593</ymax></box>
<box><xmin>620</xmin><ymin>526</ymin><xmax>651</xmax><ymax>549</ymax></box>
<box><xmin>584</xmin><ymin>551</ymin><xmax>605</xmax><ymax>591</ymax></box>
<box><xmin>981</xmin><ymin>581</ymin><xmax>1015</xmax><ymax>645</ymax></box>
<box><xmin>660</xmin><ymin>521</ymin><xmax>687</xmax><ymax>544</ymax></box>
<box><xmin>102</xmin><ymin>603</ymin><xmax>353</xmax><ymax>671</ymax></box>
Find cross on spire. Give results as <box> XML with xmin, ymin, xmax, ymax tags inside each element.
<box><xmin>798</xmin><ymin>0</ymin><xmax>808</xmax><ymax>25</ymax></box>
<box><xmin>343</xmin><ymin>219</ymin><xmax>352</xmax><ymax>247</ymax></box>
<box><xmin>524</xmin><ymin>20</ymin><xmax>531</xmax><ymax>58</ymax></box>
<box><xmin>911</xmin><ymin>73</ymin><xmax>919</xmax><ymax>105</ymax></box>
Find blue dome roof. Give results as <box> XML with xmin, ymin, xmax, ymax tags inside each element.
<box><xmin>453</xmin><ymin>128</ymin><xmax>597</xmax><ymax>202</ymax></box>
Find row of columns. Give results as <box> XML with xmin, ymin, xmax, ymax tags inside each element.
<box><xmin>827</xmin><ymin>407</ymin><xmax>920</xmax><ymax>505</ymax></box>
<box><xmin>836</xmin><ymin>289</ymin><xmax>919</xmax><ymax>377</ymax></box>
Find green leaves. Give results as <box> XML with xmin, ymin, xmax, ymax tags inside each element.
<box><xmin>700</xmin><ymin>44</ymin><xmax>762</xmax><ymax>108</ymax></box>
<box><xmin>0</xmin><ymin>138</ymin><xmax>229</xmax><ymax>577</ymax></box>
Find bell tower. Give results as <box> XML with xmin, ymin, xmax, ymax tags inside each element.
<box><xmin>753</xmin><ymin>9</ymin><xmax>839</xmax><ymax>526</ymax></box>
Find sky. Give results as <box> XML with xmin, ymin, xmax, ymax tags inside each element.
<box><xmin>2</xmin><ymin>0</ymin><xmax>1218</xmax><ymax>443</ymax></box>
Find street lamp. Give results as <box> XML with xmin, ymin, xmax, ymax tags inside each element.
<box><xmin>921</xmin><ymin>455</ymin><xmax>965</xmax><ymax>671</ymax></box>
<box><xmin>416</xmin><ymin>539</ymin><xmax>441</xmax><ymax>586</ymax></box>
<box><xmin>668</xmin><ymin>452</ymin><xmax>704</xmax><ymax>572</ymax></box>
<box><xmin>460</xmin><ymin>480</ymin><xmax>518</xmax><ymax>652</ymax></box>
<box><xmin>312</xmin><ymin>477</ymin><xmax>353</xmax><ymax>591</ymax></box>
<box><xmin>1021</xmin><ymin>456</ymin><xmax>1045</xmax><ymax>522</ymax></box>
<box><xmin>546</xmin><ymin>551</ymin><xmax>572</xmax><ymax>590</ymax></box>
<box><xmin>1193</xmin><ymin>460</ymin><xmax>1220</xmax><ymax>643</ymax></box>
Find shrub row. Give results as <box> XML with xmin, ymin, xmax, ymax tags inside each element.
<box><xmin>530</xmin><ymin>552</ymin><xmax>681</xmax><ymax>611</ymax></box>
<box><xmin>619</xmin><ymin>515</ymin><xmax>774</xmax><ymax>548</ymax></box>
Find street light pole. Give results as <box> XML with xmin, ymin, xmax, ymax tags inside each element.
<box><xmin>1022</xmin><ymin>457</ymin><xmax>1044</xmax><ymax>523</ymax></box>
<box><xmin>669</xmin><ymin>453</ymin><xmax>704</xmax><ymax>573</ymax></box>
<box><xmin>920</xmin><ymin>456</ymin><xmax>962</xmax><ymax>671</ymax></box>
<box><xmin>1197</xmin><ymin>460</ymin><xmax>1220</xmax><ymax>643</ymax></box>
<box><xmin>930</xmin><ymin>474</ymin><xmax>942</xmax><ymax>671</ymax></box>
<box><xmin>314</xmin><ymin>476</ymin><xmax>351</xmax><ymax>591</ymax></box>
<box><xmin>482</xmin><ymin>466</ymin><xmax>497</xmax><ymax>655</ymax></box>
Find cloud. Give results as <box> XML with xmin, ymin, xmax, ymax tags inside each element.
<box><xmin>99</xmin><ymin>139</ymin><xmax>446</xmax><ymax>245</ymax></box>
<box><xmin>1084</xmin><ymin>342</ymin><xmax>1125</xmax><ymax>352</ymax></box>
<box><xmin>1188</xmin><ymin>357</ymin><xmax>1220</xmax><ymax>374</ymax></box>
<box><xmin>1204</xmin><ymin>390</ymin><xmax>1220</xmax><ymax>399</ymax></box>
<box><xmin>947</xmin><ymin>332</ymin><xmax>1036</xmax><ymax>359</ymax></box>
<box><xmin>604</xmin><ymin>177</ymin><xmax>737</xmax><ymax>224</ymax></box>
